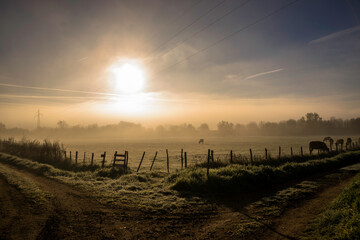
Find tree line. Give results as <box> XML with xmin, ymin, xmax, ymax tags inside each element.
<box><xmin>0</xmin><ymin>113</ymin><xmax>359</xmax><ymax>139</ymax></box>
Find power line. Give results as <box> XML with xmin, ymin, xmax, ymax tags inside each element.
<box><xmin>147</xmin><ymin>0</ymin><xmax>230</xmax><ymax>57</ymax></box>
<box><xmin>155</xmin><ymin>0</ymin><xmax>301</xmax><ymax>75</ymax></box>
<box><xmin>146</xmin><ymin>0</ymin><xmax>205</xmax><ymax>41</ymax></box>
<box><xmin>151</xmin><ymin>0</ymin><xmax>253</xmax><ymax>61</ymax></box>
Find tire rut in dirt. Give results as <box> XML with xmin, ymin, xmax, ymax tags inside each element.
<box><xmin>0</xmin><ymin>178</ymin><xmax>48</xmax><ymax>240</ymax></box>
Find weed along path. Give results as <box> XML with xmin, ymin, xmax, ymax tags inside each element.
<box><xmin>0</xmin><ymin>152</ymin><xmax>360</xmax><ymax>239</ymax></box>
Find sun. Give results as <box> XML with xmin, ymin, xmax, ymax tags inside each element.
<box><xmin>108</xmin><ymin>61</ymin><xmax>146</xmax><ymax>94</ymax></box>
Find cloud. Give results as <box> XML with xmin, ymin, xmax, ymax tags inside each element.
<box><xmin>245</xmin><ymin>68</ymin><xmax>284</xmax><ymax>80</ymax></box>
<box><xmin>0</xmin><ymin>94</ymin><xmax>106</xmax><ymax>100</ymax></box>
<box><xmin>0</xmin><ymin>82</ymin><xmax>119</xmax><ymax>97</ymax></box>
<box><xmin>77</xmin><ymin>57</ymin><xmax>89</xmax><ymax>62</ymax></box>
<box><xmin>309</xmin><ymin>25</ymin><xmax>360</xmax><ymax>44</ymax></box>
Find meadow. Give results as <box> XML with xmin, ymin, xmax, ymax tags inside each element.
<box><xmin>63</xmin><ymin>136</ymin><xmax>358</xmax><ymax>171</ymax></box>
<box><xmin>1</xmin><ymin>137</ymin><xmax>360</xmax><ymax>239</ymax></box>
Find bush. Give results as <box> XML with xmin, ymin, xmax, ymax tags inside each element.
<box><xmin>0</xmin><ymin>138</ymin><xmax>98</xmax><ymax>172</ymax></box>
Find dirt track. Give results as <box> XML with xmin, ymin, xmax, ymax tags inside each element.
<box><xmin>0</xmin><ymin>161</ymin><xmax>358</xmax><ymax>240</ymax></box>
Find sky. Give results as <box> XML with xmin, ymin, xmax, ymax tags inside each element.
<box><xmin>0</xmin><ymin>0</ymin><xmax>359</xmax><ymax>129</ymax></box>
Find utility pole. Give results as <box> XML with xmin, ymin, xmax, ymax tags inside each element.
<box><xmin>35</xmin><ymin>109</ymin><xmax>42</xmax><ymax>129</ymax></box>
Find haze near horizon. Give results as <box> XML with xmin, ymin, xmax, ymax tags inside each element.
<box><xmin>1</xmin><ymin>0</ymin><xmax>359</xmax><ymax>129</ymax></box>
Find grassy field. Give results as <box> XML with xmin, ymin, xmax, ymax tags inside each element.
<box><xmin>1</xmin><ymin>141</ymin><xmax>360</xmax><ymax>239</ymax></box>
<box><xmin>2</xmin><ymin>136</ymin><xmax>358</xmax><ymax>172</ymax></box>
<box><xmin>0</xmin><ymin>137</ymin><xmax>359</xmax><ymax>213</ymax></box>
<box><xmin>62</xmin><ymin>136</ymin><xmax>360</xmax><ymax>170</ymax></box>
<box><xmin>1</xmin><ymin>145</ymin><xmax>359</xmax><ymax>213</ymax></box>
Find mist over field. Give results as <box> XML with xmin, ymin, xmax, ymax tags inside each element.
<box><xmin>1</xmin><ymin>0</ymin><xmax>360</xmax><ymax>239</ymax></box>
<box><xmin>1</xmin><ymin>113</ymin><xmax>359</xmax><ymax>141</ymax></box>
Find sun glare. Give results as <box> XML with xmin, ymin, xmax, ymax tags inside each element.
<box><xmin>108</xmin><ymin>61</ymin><xmax>145</xmax><ymax>94</ymax></box>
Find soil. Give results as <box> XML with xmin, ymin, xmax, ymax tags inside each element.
<box><xmin>0</xmin><ymin>160</ymin><xmax>358</xmax><ymax>240</ymax></box>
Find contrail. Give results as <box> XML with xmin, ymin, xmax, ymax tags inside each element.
<box><xmin>0</xmin><ymin>82</ymin><xmax>120</xmax><ymax>97</ymax></box>
<box><xmin>309</xmin><ymin>25</ymin><xmax>360</xmax><ymax>44</ymax></box>
<box><xmin>245</xmin><ymin>68</ymin><xmax>284</xmax><ymax>80</ymax></box>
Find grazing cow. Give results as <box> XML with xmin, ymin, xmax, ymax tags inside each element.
<box><xmin>198</xmin><ymin>139</ymin><xmax>204</xmax><ymax>144</ymax></box>
<box><xmin>346</xmin><ymin>138</ymin><xmax>352</xmax><ymax>150</ymax></box>
<box><xmin>335</xmin><ymin>139</ymin><xmax>344</xmax><ymax>151</ymax></box>
<box><xmin>309</xmin><ymin>141</ymin><xmax>329</xmax><ymax>155</ymax></box>
<box><xmin>323</xmin><ymin>137</ymin><xmax>334</xmax><ymax>151</ymax></box>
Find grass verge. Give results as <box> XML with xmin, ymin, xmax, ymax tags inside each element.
<box><xmin>302</xmin><ymin>171</ymin><xmax>360</xmax><ymax>240</ymax></box>
<box><xmin>0</xmin><ymin>163</ymin><xmax>52</xmax><ymax>207</ymax></box>
<box><xmin>170</xmin><ymin>151</ymin><xmax>360</xmax><ymax>195</ymax></box>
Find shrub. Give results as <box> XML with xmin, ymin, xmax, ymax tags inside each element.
<box><xmin>0</xmin><ymin>138</ymin><xmax>98</xmax><ymax>172</ymax></box>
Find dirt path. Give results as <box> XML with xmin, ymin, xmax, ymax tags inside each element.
<box><xmin>194</xmin><ymin>170</ymin><xmax>356</xmax><ymax>240</ymax></box>
<box><xmin>0</xmin><ymin>162</ymin><xmax>207</xmax><ymax>239</ymax></box>
<box><xmin>250</xmin><ymin>173</ymin><xmax>354</xmax><ymax>240</ymax></box>
<box><xmin>0</xmin><ymin>160</ymin><xmax>358</xmax><ymax>240</ymax></box>
<box><xmin>0</xmin><ymin>163</ymin><xmax>133</xmax><ymax>239</ymax></box>
<box><xmin>0</xmin><ymin>178</ymin><xmax>49</xmax><ymax>240</ymax></box>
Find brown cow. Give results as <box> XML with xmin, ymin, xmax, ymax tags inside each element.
<box><xmin>323</xmin><ymin>137</ymin><xmax>334</xmax><ymax>151</ymax></box>
<box><xmin>309</xmin><ymin>141</ymin><xmax>329</xmax><ymax>155</ymax></box>
<box><xmin>335</xmin><ymin>139</ymin><xmax>344</xmax><ymax>151</ymax></box>
<box><xmin>346</xmin><ymin>138</ymin><xmax>352</xmax><ymax>150</ymax></box>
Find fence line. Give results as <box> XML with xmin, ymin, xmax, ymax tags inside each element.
<box><xmin>61</xmin><ymin>143</ymin><xmax>360</xmax><ymax>172</ymax></box>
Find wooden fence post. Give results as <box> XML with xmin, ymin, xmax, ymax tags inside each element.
<box><xmin>64</xmin><ymin>151</ymin><xmax>67</xmax><ymax>160</ymax></box>
<box><xmin>91</xmin><ymin>153</ymin><xmax>94</xmax><ymax>166</ymax></box>
<box><xmin>101</xmin><ymin>152</ymin><xmax>106</xmax><ymax>168</ymax></box>
<box><xmin>291</xmin><ymin>147</ymin><xmax>293</xmax><ymax>158</ymax></box>
<box><xmin>125</xmin><ymin>151</ymin><xmax>129</xmax><ymax>169</ymax></box>
<box><xmin>249</xmin><ymin>148</ymin><xmax>253</xmax><ymax>164</ymax></box>
<box><xmin>230</xmin><ymin>150</ymin><xmax>233</xmax><ymax>163</ymax></box>
<box><xmin>301</xmin><ymin>146</ymin><xmax>303</xmax><ymax>157</ymax></box>
<box><xmin>278</xmin><ymin>146</ymin><xmax>281</xmax><ymax>159</ymax></box>
<box><xmin>75</xmin><ymin>151</ymin><xmax>78</xmax><ymax>165</ymax></box>
<box><xmin>211</xmin><ymin>150</ymin><xmax>214</xmax><ymax>162</ymax></box>
<box><xmin>184</xmin><ymin>152</ymin><xmax>187</xmax><ymax>168</ymax></box>
<box><xmin>83</xmin><ymin>152</ymin><xmax>86</xmax><ymax>164</ymax></box>
<box><xmin>265</xmin><ymin>148</ymin><xmax>268</xmax><ymax>160</ymax></box>
<box><xmin>150</xmin><ymin>151</ymin><xmax>158</xmax><ymax>171</ymax></box>
<box><xmin>181</xmin><ymin>149</ymin><xmax>184</xmax><ymax>169</ymax></box>
<box><xmin>113</xmin><ymin>151</ymin><xmax>117</xmax><ymax>167</ymax></box>
<box><xmin>70</xmin><ymin>151</ymin><xmax>72</xmax><ymax>162</ymax></box>
<box><xmin>166</xmin><ymin>149</ymin><xmax>169</xmax><ymax>173</ymax></box>
<box><xmin>137</xmin><ymin>152</ymin><xmax>146</xmax><ymax>172</ymax></box>
<box><xmin>207</xmin><ymin>149</ymin><xmax>210</xmax><ymax>178</ymax></box>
